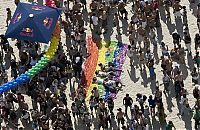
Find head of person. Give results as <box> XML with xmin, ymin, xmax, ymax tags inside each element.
<box><xmin>98</xmin><ymin>63</ymin><xmax>103</xmax><ymax>67</ymax></box>
<box><xmin>117</xmin><ymin>108</ymin><xmax>122</xmax><ymax>111</ymax></box>
<box><xmin>92</xmin><ymin>13</ymin><xmax>96</xmax><ymax>16</ymax></box>
<box><xmin>93</xmin><ymin>77</ymin><xmax>97</xmax><ymax>82</ymax></box>
<box><xmin>177</xmin><ymin>70</ymin><xmax>181</xmax><ymax>75</ymax></box>
<box><xmin>196</xmin><ymin>33</ymin><xmax>200</xmax><ymax>38</ymax></box>
<box><xmin>198</xmin><ymin>3</ymin><xmax>200</xmax><ymax>8</ymax></box>
<box><xmin>126</xmin><ymin>93</ymin><xmax>129</xmax><ymax>97</ymax></box>
<box><xmin>6</xmin><ymin>8</ymin><xmax>10</xmax><ymax>12</ymax></box>
<box><xmin>95</xmin><ymin>70</ymin><xmax>99</xmax><ymax>75</ymax></box>
<box><xmin>161</xmin><ymin>42</ymin><xmax>165</xmax><ymax>47</ymax></box>
<box><xmin>168</xmin><ymin>121</ymin><xmax>173</xmax><ymax>125</ymax></box>
<box><xmin>156</xmin><ymin>86</ymin><xmax>159</xmax><ymax>90</ymax></box>
<box><xmin>128</xmin><ymin>45</ymin><xmax>131</xmax><ymax>49</ymax></box>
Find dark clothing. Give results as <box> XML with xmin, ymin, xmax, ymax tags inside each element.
<box><xmin>193</xmin><ymin>89</ymin><xmax>199</xmax><ymax>99</ymax></box>
<box><xmin>123</xmin><ymin>97</ymin><xmax>133</xmax><ymax>106</ymax></box>
<box><xmin>148</xmin><ymin>98</ymin><xmax>156</xmax><ymax>108</ymax></box>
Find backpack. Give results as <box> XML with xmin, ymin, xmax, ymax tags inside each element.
<box><xmin>193</xmin><ymin>111</ymin><xmax>200</xmax><ymax>120</ymax></box>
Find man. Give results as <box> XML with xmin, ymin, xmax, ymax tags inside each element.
<box><xmin>123</xmin><ymin>94</ymin><xmax>133</xmax><ymax>115</ymax></box>
<box><xmin>91</xmin><ymin>13</ymin><xmax>100</xmax><ymax>34</ymax></box>
<box><xmin>195</xmin><ymin>33</ymin><xmax>200</xmax><ymax>52</ymax></box>
<box><xmin>194</xmin><ymin>52</ymin><xmax>200</xmax><ymax>71</ymax></box>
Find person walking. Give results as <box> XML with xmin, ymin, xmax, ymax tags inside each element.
<box><xmin>123</xmin><ymin>94</ymin><xmax>133</xmax><ymax>115</ymax></box>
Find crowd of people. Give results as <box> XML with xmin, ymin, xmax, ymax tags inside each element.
<box><xmin>0</xmin><ymin>0</ymin><xmax>200</xmax><ymax>130</ymax></box>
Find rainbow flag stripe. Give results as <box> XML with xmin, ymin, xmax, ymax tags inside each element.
<box><xmin>83</xmin><ymin>38</ymin><xmax>128</xmax><ymax>100</ymax></box>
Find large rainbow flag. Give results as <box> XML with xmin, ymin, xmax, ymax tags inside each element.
<box><xmin>82</xmin><ymin>36</ymin><xmax>128</xmax><ymax>101</ymax></box>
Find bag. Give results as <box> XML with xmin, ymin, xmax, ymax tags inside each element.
<box><xmin>193</xmin><ymin>111</ymin><xmax>200</xmax><ymax>120</ymax></box>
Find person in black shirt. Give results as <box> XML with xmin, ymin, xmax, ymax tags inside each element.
<box><xmin>172</xmin><ymin>32</ymin><xmax>181</xmax><ymax>47</ymax></box>
<box><xmin>11</xmin><ymin>59</ymin><xmax>18</xmax><ymax>79</ymax></box>
<box><xmin>0</xmin><ymin>35</ymin><xmax>9</xmax><ymax>53</ymax></box>
<box><xmin>195</xmin><ymin>33</ymin><xmax>200</xmax><ymax>52</ymax></box>
<box><xmin>183</xmin><ymin>31</ymin><xmax>191</xmax><ymax>55</ymax></box>
<box><xmin>123</xmin><ymin>94</ymin><xmax>133</xmax><ymax>115</ymax></box>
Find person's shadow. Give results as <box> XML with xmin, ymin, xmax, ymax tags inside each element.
<box><xmin>166</xmin><ymin>19</ymin><xmax>176</xmax><ymax>35</ymax></box>
<box><xmin>150</xmin><ymin>79</ymin><xmax>157</xmax><ymax>93</ymax></box>
<box><xmin>156</xmin><ymin>26</ymin><xmax>163</xmax><ymax>44</ymax></box>
<box><xmin>159</xmin><ymin>6</ymin><xmax>167</xmax><ymax>23</ymax></box>
<box><xmin>165</xmin><ymin>81</ymin><xmax>175</xmax><ymax>112</ymax></box>
<box><xmin>121</xmin><ymin>19</ymin><xmax>128</xmax><ymax>36</ymax></box>
<box><xmin>110</xmin><ymin>115</ymin><xmax>118</xmax><ymax>130</ymax></box>
<box><xmin>151</xmin><ymin>117</ymin><xmax>161</xmax><ymax>130</ymax></box>
<box><xmin>181</xmin><ymin>109</ymin><xmax>193</xmax><ymax>130</ymax></box>
<box><xmin>140</xmin><ymin>68</ymin><xmax>149</xmax><ymax>87</ymax></box>
<box><xmin>4</xmin><ymin>52</ymin><xmax>11</xmax><ymax>69</ymax></box>
<box><xmin>127</xmin><ymin>66</ymin><xmax>140</xmax><ymax>83</ymax></box>
<box><xmin>153</xmin><ymin>47</ymin><xmax>160</xmax><ymax>65</ymax></box>
<box><xmin>187</xmin><ymin>52</ymin><xmax>195</xmax><ymax>71</ymax></box>
<box><xmin>189</xmin><ymin>1</ymin><xmax>198</xmax><ymax>16</ymax></box>
<box><xmin>175</xmin><ymin>17</ymin><xmax>183</xmax><ymax>37</ymax></box>
<box><xmin>180</xmin><ymin>64</ymin><xmax>188</xmax><ymax>80</ymax></box>
<box><xmin>176</xmin><ymin>97</ymin><xmax>182</xmax><ymax>117</ymax></box>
